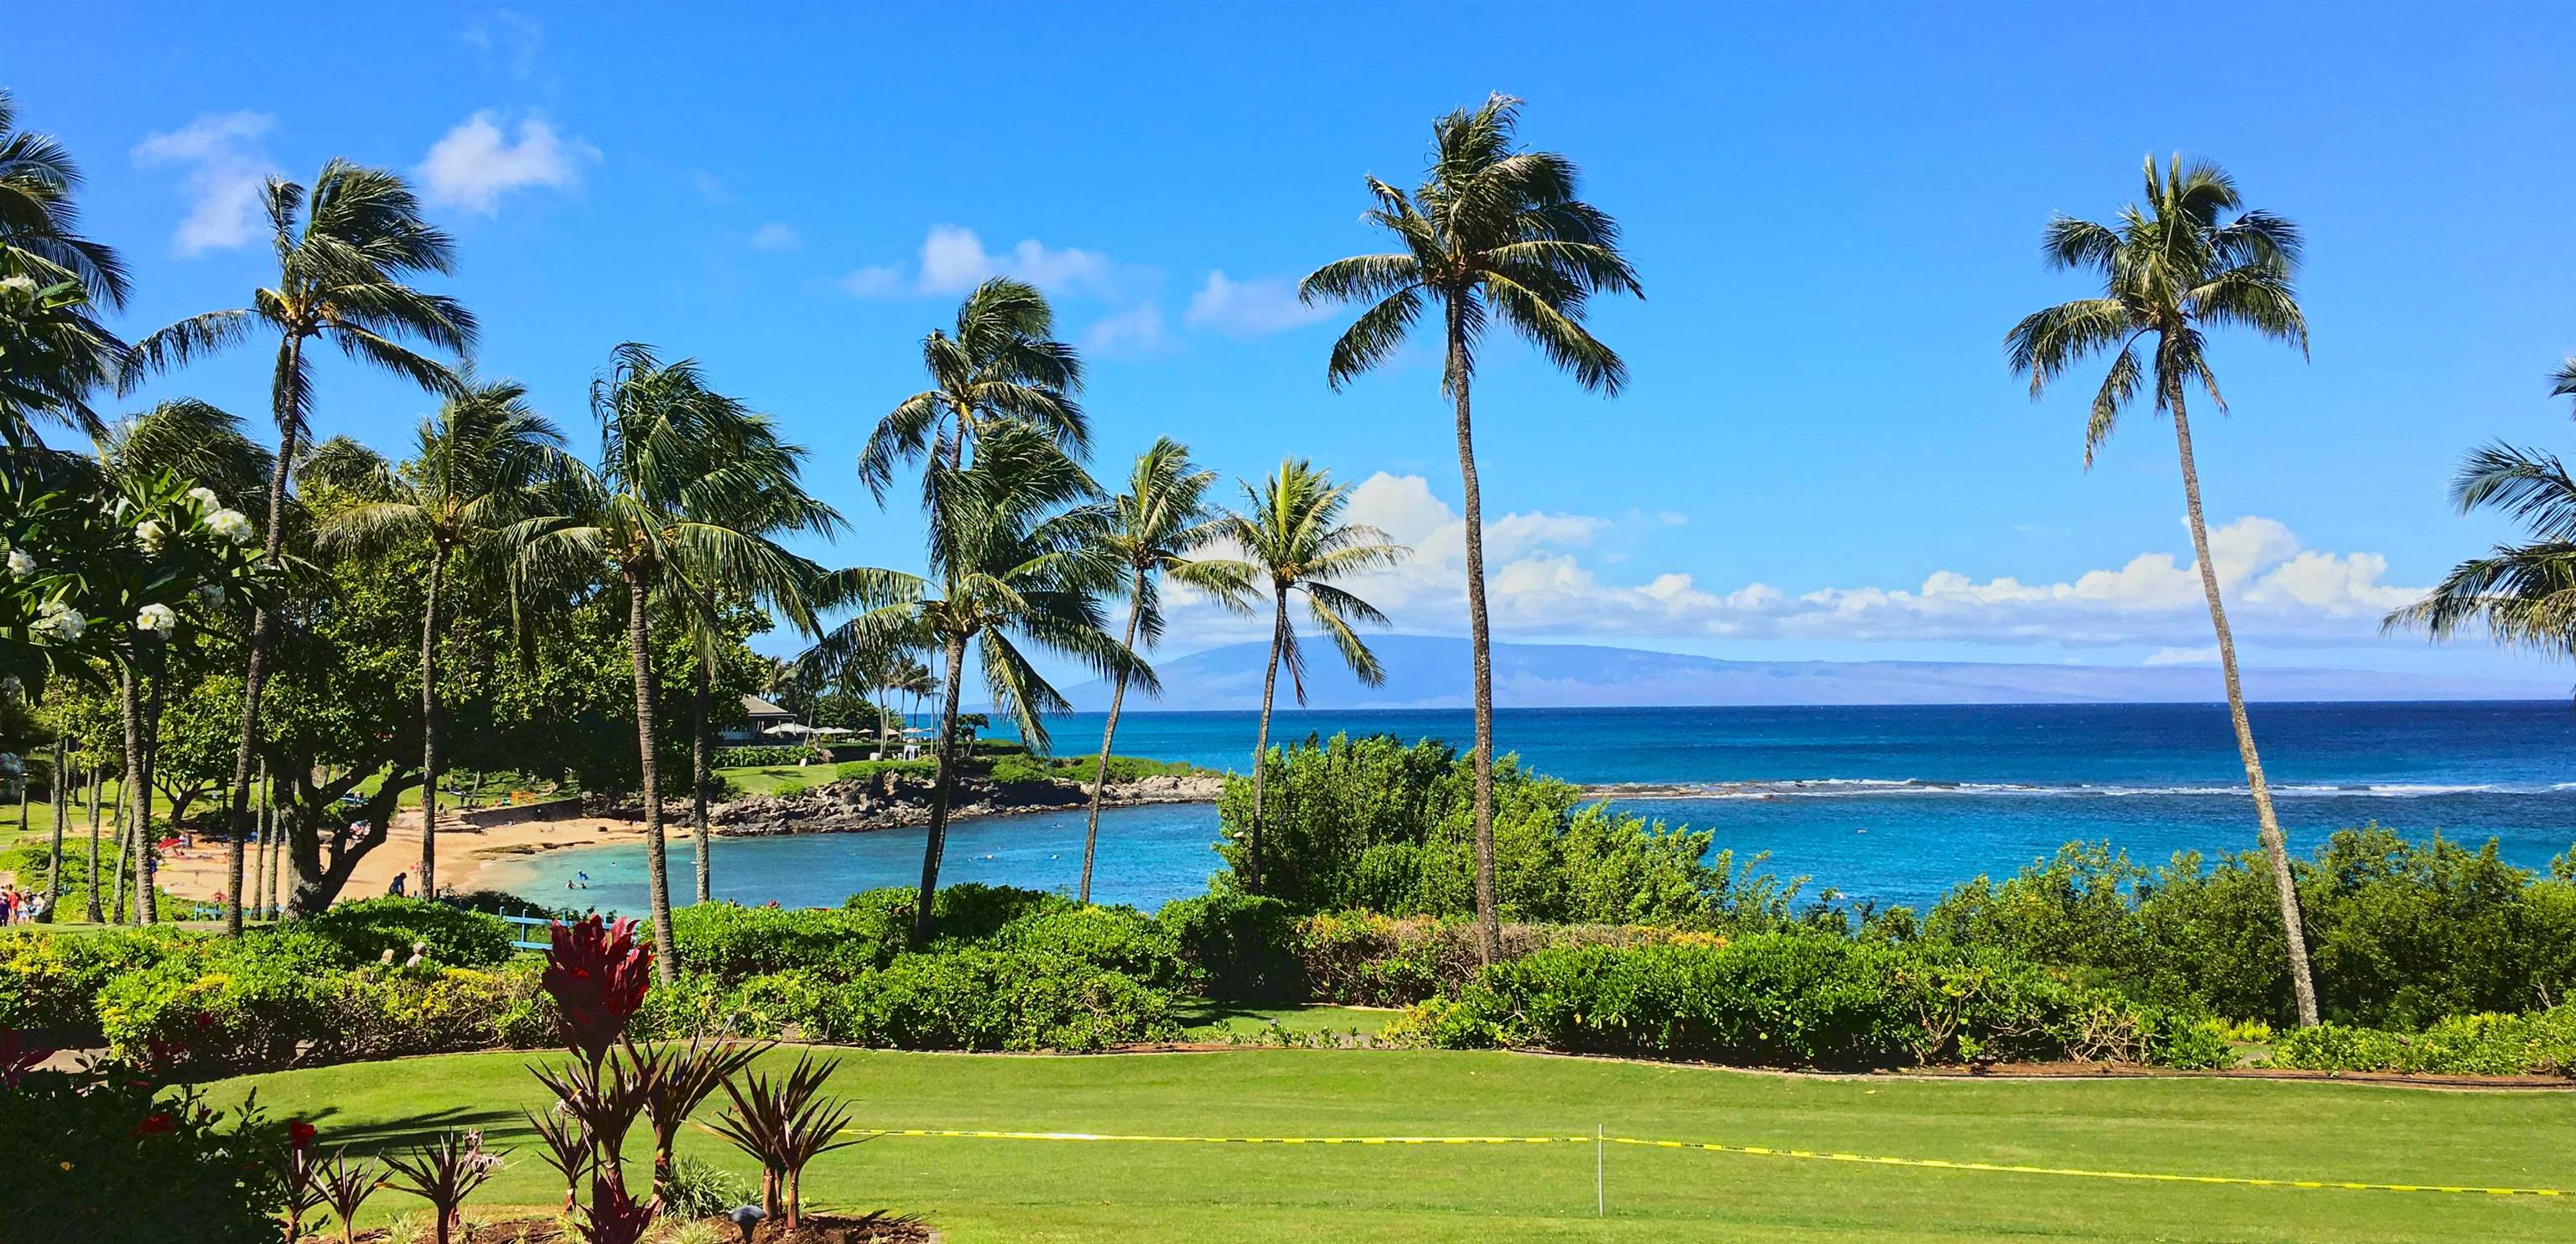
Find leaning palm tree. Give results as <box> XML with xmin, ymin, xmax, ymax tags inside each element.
<box><xmin>1221</xmin><ymin>460</ymin><xmax>1406</xmax><ymax>895</ymax></box>
<box><xmin>0</xmin><ymin>89</ymin><xmax>128</xmax><ymax>308</ymax></box>
<box><xmin>855</xmin><ymin>277</ymin><xmax>1085</xmax><ymax>498</ymax></box>
<box><xmin>131</xmin><ymin>159</ymin><xmax>473</xmax><ymax>935</ymax></box>
<box><xmin>2005</xmin><ymin>154</ymin><xmax>2319</xmax><ymax>1026</ymax></box>
<box><xmin>1078</xmin><ymin>439</ymin><xmax>1251</xmax><ymax>903</ymax></box>
<box><xmin>1301</xmin><ymin>94</ymin><xmax>1640</xmax><ymax>962</ymax></box>
<box><xmin>506</xmin><ymin>344</ymin><xmax>829</xmax><ymax>977</ymax></box>
<box><xmin>304</xmin><ymin>378</ymin><xmax>569</xmax><ymax>898</ymax></box>
<box><xmin>810</xmin><ymin>426</ymin><xmax>1144</xmax><ymax>945</ymax></box>
<box><xmin>2388</xmin><ymin>367</ymin><xmax>2576</xmax><ymax>660</ymax></box>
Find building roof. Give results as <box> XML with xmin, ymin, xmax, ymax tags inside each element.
<box><xmin>741</xmin><ymin>693</ymin><xmax>794</xmax><ymax>718</ymax></box>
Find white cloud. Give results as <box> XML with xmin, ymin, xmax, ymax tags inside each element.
<box><xmin>460</xmin><ymin>10</ymin><xmax>543</xmax><ymax>80</ymax></box>
<box><xmin>1083</xmin><ymin>303</ymin><xmax>1166</xmax><ymax>355</ymax></box>
<box><xmin>132</xmin><ymin>111</ymin><xmax>277</xmax><ymax>256</ymax></box>
<box><xmin>2143</xmin><ymin>646</ymin><xmax>2219</xmax><ymax>666</ymax></box>
<box><xmin>839</xmin><ymin>225</ymin><xmax>1132</xmax><ymax>300</ymax></box>
<box><xmin>748</xmin><ymin>222</ymin><xmax>801</xmax><ymax>252</ymax></box>
<box><xmin>418</xmin><ymin>111</ymin><xmax>595</xmax><ymax>214</ymax></box>
<box><xmin>1183</xmin><ymin>270</ymin><xmax>1331</xmax><ymax>336</ymax></box>
<box><xmin>692</xmin><ymin>171</ymin><xmax>733</xmax><ymax>205</ymax></box>
<box><xmin>1165</xmin><ymin>473</ymin><xmax>2429</xmax><ymax>654</ymax></box>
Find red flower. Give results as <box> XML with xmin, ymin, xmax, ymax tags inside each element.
<box><xmin>540</xmin><ymin>916</ymin><xmax>652</xmax><ymax>1065</ymax></box>
<box><xmin>0</xmin><ymin>1028</ymin><xmax>55</xmax><ymax>1089</ymax></box>
<box><xmin>132</xmin><ymin>1112</ymin><xmax>174</xmax><ymax>1138</ymax></box>
<box><xmin>288</xmin><ymin>1120</ymin><xmax>317</xmax><ymax>1149</ymax></box>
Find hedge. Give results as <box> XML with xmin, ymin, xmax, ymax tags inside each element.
<box><xmin>2263</xmin><ymin>1009</ymin><xmax>2576</xmax><ymax>1076</ymax></box>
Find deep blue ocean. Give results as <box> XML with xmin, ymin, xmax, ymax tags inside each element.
<box><xmin>483</xmin><ymin>701</ymin><xmax>2576</xmax><ymax>913</ymax></box>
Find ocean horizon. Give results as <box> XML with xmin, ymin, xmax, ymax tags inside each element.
<box><xmin>485</xmin><ymin>700</ymin><xmax>2576</xmax><ymax>914</ymax></box>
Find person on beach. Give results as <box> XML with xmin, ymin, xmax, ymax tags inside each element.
<box><xmin>387</xmin><ymin>871</ymin><xmax>407</xmax><ymax>898</ymax></box>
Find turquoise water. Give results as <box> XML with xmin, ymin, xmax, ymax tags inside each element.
<box><xmin>486</xmin><ymin>701</ymin><xmax>2576</xmax><ymax>911</ymax></box>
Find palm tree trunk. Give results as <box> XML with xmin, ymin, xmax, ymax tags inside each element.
<box><xmin>138</xmin><ymin>659</ymin><xmax>164</xmax><ymax>925</ymax></box>
<box><xmin>419</xmin><ymin>544</ymin><xmax>446</xmax><ymax>899</ymax></box>
<box><xmin>625</xmin><ymin>573</ymin><xmax>675</xmax><ymax>982</ymax></box>
<box><xmin>2170</xmin><ymin>391</ymin><xmax>2321</xmax><ymax>1027</ymax></box>
<box><xmin>225</xmin><ymin>334</ymin><xmax>305</xmax><ymax>936</ymax></box>
<box><xmin>47</xmin><ymin>735</ymin><xmax>66</xmax><ymax>901</ymax></box>
<box><xmin>1081</xmin><ymin>572</ymin><xmax>1148</xmax><ymax>904</ymax></box>
<box><xmin>1245</xmin><ymin>587</ymin><xmax>1289</xmax><ymax>895</ymax></box>
<box><xmin>912</xmin><ymin>633</ymin><xmax>971</xmax><ymax>946</ymax></box>
<box><xmin>83</xmin><ymin>759</ymin><xmax>101</xmax><ymax>923</ymax></box>
<box><xmin>1446</xmin><ymin>303</ymin><xmax>1503</xmax><ymax>966</ymax></box>
<box><xmin>117</xmin><ymin>666</ymin><xmax>142</xmax><ymax>924</ymax></box>
<box><xmin>691</xmin><ymin>656</ymin><xmax>712</xmax><ymax>905</ymax></box>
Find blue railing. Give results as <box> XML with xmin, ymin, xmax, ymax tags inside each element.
<box><xmin>502</xmin><ymin>914</ymin><xmax>553</xmax><ymax>951</ymax></box>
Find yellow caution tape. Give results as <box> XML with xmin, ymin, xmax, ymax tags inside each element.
<box><xmin>844</xmin><ymin>1127</ymin><xmax>2573</xmax><ymax>1197</ymax></box>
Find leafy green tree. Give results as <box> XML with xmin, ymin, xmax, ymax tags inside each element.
<box><xmin>1078</xmin><ymin>438</ymin><xmax>1250</xmax><ymax>902</ymax></box>
<box><xmin>857</xmin><ymin>277</ymin><xmax>1085</xmax><ymax>497</ymax></box>
<box><xmin>506</xmin><ymin>344</ymin><xmax>828</xmax><ymax>976</ymax></box>
<box><xmin>0</xmin><ymin>90</ymin><xmax>127</xmax><ymax>308</ymax></box>
<box><xmin>132</xmin><ymin>158</ymin><xmax>474</xmax><ymax>934</ymax></box>
<box><xmin>1302</xmin><ymin>95</ymin><xmax>1641</xmax><ymax>962</ymax></box>
<box><xmin>1218</xmin><ymin>460</ymin><xmax>1405</xmax><ymax>894</ymax></box>
<box><xmin>2003</xmin><ymin>155</ymin><xmax>2320</xmax><ymax>1026</ymax></box>
<box><xmin>2389</xmin><ymin>365</ymin><xmax>2576</xmax><ymax>661</ymax></box>
<box><xmin>303</xmin><ymin>379</ymin><xmax>568</xmax><ymax>896</ymax></box>
<box><xmin>812</xmin><ymin>426</ymin><xmax>1142</xmax><ymax>943</ymax></box>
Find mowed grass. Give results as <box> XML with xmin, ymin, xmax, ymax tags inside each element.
<box><xmin>212</xmin><ymin>1045</ymin><xmax>2576</xmax><ymax>1242</ymax></box>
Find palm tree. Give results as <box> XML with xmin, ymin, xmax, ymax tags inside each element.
<box><xmin>1301</xmin><ymin>95</ymin><xmax>1640</xmax><ymax>962</ymax></box>
<box><xmin>856</xmin><ymin>277</ymin><xmax>1085</xmax><ymax>497</ymax></box>
<box><xmin>810</xmin><ymin>426</ymin><xmax>1144</xmax><ymax>944</ymax></box>
<box><xmin>1220</xmin><ymin>461</ymin><xmax>1406</xmax><ymax>894</ymax></box>
<box><xmin>304</xmin><ymin>378</ymin><xmax>569</xmax><ymax>898</ymax></box>
<box><xmin>0</xmin><ymin>89</ymin><xmax>128</xmax><ymax>308</ymax></box>
<box><xmin>2005</xmin><ymin>154</ymin><xmax>2319</xmax><ymax>1026</ymax></box>
<box><xmin>506</xmin><ymin>345</ymin><xmax>828</xmax><ymax>976</ymax></box>
<box><xmin>131</xmin><ymin>159</ymin><xmax>473</xmax><ymax>935</ymax></box>
<box><xmin>2387</xmin><ymin>364</ymin><xmax>2576</xmax><ymax>658</ymax></box>
<box><xmin>1078</xmin><ymin>439</ymin><xmax>1251</xmax><ymax>903</ymax></box>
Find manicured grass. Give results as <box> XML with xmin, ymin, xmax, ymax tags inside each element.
<box><xmin>211</xmin><ymin>1045</ymin><xmax>2576</xmax><ymax>1241</ymax></box>
<box><xmin>1175</xmin><ymin>1000</ymin><xmax>1395</xmax><ymax>1039</ymax></box>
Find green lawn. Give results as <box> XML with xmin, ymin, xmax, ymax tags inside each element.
<box><xmin>211</xmin><ymin>1044</ymin><xmax>2576</xmax><ymax>1242</ymax></box>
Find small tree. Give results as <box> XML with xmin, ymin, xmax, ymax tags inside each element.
<box><xmin>380</xmin><ymin>1131</ymin><xmax>505</xmax><ymax>1244</ymax></box>
<box><xmin>709</xmin><ymin>1052</ymin><xmax>863</xmax><ymax>1230</ymax></box>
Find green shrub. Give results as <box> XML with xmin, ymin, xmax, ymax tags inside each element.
<box><xmin>806</xmin><ymin>949</ymin><xmax>1177</xmax><ymax>1052</ymax></box>
<box><xmin>2264</xmin><ymin>1009</ymin><xmax>2576</xmax><ymax>1076</ymax></box>
<box><xmin>924</xmin><ymin>883</ymin><xmax>1067</xmax><ymax>941</ymax></box>
<box><xmin>0</xmin><ymin>925</ymin><xmax>200</xmax><ymax>1036</ymax></box>
<box><xmin>298</xmin><ymin>897</ymin><xmax>516</xmax><ymax>968</ymax></box>
<box><xmin>93</xmin><ymin>930</ymin><xmax>347</xmax><ymax>1074</ymax></box>
<box><xmin>1406</xmin><ymin>936</ymin><xmax>2224</xmax><ymax>1070</ymax></box>
<box><xmin>1156</xmin><ymin>892</ymin><xmax>1303</xmax><ymax>1003</ymax></box>
<box><xmin>631</xmin><ymin>968</ymin><xmax>827</xmax><ymax>1039</ymax></box>
<box><xmin>994</xmin><ymin>904</ymin><xmax>1189</xmax><ymax>989</ymax></box>
<box><xmin>668</xmin><ymin>903</ymin><xmax>897</xmax><ymax>983</ymax></box>
<box><xmin>715</xmin><ymin>745</ymin><xmax>823</xmax><ymax>768</ymax></box>
<box><xmin>0</xmin><ymin>1065</ymin><xmax>291</xmax><ymax>1244</ymax></box>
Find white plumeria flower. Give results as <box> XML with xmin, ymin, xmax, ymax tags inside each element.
<box><xmin>133</xmin><ymin>519</ymin><xmax>166</xmax><ymax>552</ymax></box>
<box><xmin>6</xmin><ymin>549</ymin><xmax>32</xmax><ymax>578</ymax></box>
<box><xmin>134</xmin><ymin>603</ymin><xmax>178</xmax><ymax>636</ymax></box>
<box><xmin>206</xmin><ymin>509</ymin><xmax>254</xmax><ymax>545</ymax></box>
<box><xmin>186</xmin><ymin>486</ymin><xmax>220</xmax><ymax>510</ymax></box>
<box><xmin>34</xmin><ymin>601</ymin><xmax>85</xmax><ymax>640</ymax></box>
<box><xmin>0</xmin><ymin>276</ymin><xmax>34</xmax><ymax>297</ymax></box>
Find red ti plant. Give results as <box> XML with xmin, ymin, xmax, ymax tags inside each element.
<box><xmin>635</xmin><ymin>1034</ymin><xmax>771</xmax><ymax>1205</ymax></box>
<box><xmin>276</xmin><ymin>1118</ymin><xmax>329</xmax><ymax>1243</ymax></box>
<box><xmin>317</xmin><ymin>1148</ymin><xmax>386</xmax><ymax>1244</ymax></box>
<box><xmin>576</xmin><ymin>1173</ymin><xmax>658</xmax><ymax>1244</ymax></box>
<box><xmin>381</xmin><ymin>1130</ymin><xmax>506</xmax><ymax>1244</ymax></box>
<box><xmin>542</xmin><ymin>915</ymin><xmax>654</xmax><ymax>1071</ymax></box>
<box><xmin>710</xmin><ymin>1053</ymin><xmax>864</xmax><ymax>1230</ymax></box>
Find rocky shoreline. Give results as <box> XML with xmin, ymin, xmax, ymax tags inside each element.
<box><xmin>701</xmin><ymin>771</ymin><xmax>1223</xmax><ymax>837</ymax></box>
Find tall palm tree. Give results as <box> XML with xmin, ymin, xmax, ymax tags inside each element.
<box><xmin>1220</xmin><ymin>460</ymin><xmax>1405</xmax><ymax>895</ymax></box>
<box><xmin>1301</xmin><ymin>95</ymin><xmax>1640</xmax><ymax>962</ymax></box>
<box><xmin>131</xmin><ymin>159</ymin><xmax>473</xmax><ymax>935</ymax></box>
<box><xmin>2388</xmin><ymin>363</ymin><xmax>2576</xmax><ymax>657</ymax></box>
<box><xmin>856</xmin><ymin>277</ymin><xmax>1085</xmax><ymax>497</ymax></box>
<box><xmin>1078</xmin><ymin>439</ymin><xmax>1251</xmax><ymax>903</ymax></box>
<box><xmin>811</xmin><ymin>426</ymin><xmax>1144</xmax><ymax>944</ymax></box>
<box><xmin>506</xmin><ymin>345</ymin><xmax>828</xmax><ymax>975</ymax></box>
<box><xmin>2005</xmin><ymin>154</ymin><xmax>2319</xmax><ymax>1026</ymax></box>
<box><xmin>304</xmin><ymin>378</ymin><xmax>569</xmax><ymax>898</ymax></box>
<box><xmin>0</xmin><ymin>89</ymin><xmax>128</xmax><ymax>308</ymax></box>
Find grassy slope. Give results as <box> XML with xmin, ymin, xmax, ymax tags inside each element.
<box><xmin>214</xmin><ymin>1046</ymin><xmax>2576</xmax><ymax>1243</ymax></box>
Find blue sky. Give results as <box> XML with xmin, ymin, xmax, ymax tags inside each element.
<box><xmin>18</xmin><ymin>3</ymin><xmax>2576</xmax><ymax>683</ymax></box>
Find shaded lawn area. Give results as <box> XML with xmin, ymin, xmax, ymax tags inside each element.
<box><xmin>1174</xmin><ymin>1000</ymin><xmax>1396</xmax><ymax>1039</ymax></box>
<box><xmin>210</xmin><ymin>1046</ymin><xmax>2576</xmax><ymax>1242</ymax></box>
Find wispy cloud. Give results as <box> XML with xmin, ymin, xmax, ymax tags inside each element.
<box><xmin>1182</xmin><ymin>270</ymin><xmax>1331</xmax><ymax>336</ymax></box>
<box><xmin>460</xmin><ymin>10</ymin><xmax>544</xmax><ymax>80</ymax></box>
<box><xmin>418</xmin><ymin>111</ymin><xmax>595</xmax><ymax>214</ymax></box>
<box><xmin>748</xmin><ymin>222</ymin><xmax>801</xmax><ymax>252</ymax></box>
<box><xmin>1083</xmin><ymin>303</ymin><xmax>1166</xmax><ymax>355</ymax></box>
<box><xmin>841</xmin><ymin>224</ymin><xmax>1136</xmax><ymax>300</ymax></box>
<box><xmin>132</xmin><ymin>111</ymin><xmax>277</xmax><ymax>256</ymax></box>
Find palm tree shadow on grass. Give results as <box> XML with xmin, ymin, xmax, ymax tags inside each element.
<box><xmin>293</xmin><ymin>1104</ymin><xmax>522</xmax><ymax>1153</ymax></box>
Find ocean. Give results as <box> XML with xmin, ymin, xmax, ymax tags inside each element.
<box><xmin>481</xmin><ymin>701</ymin><xmax>2576</xmax><ymax>914</ymax></box>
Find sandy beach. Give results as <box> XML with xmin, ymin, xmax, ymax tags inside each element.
<box><xmin>151</xmin><ymin>807</ymin><xmax>655</xmax><ymax>904</ymax></box>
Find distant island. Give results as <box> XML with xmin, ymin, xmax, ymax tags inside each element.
<box><xmin>1057</xmin><ymin>634</ymin><xmax>2563</xmax><ymax>711</ymax></box>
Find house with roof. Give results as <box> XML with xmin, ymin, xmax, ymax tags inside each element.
<box><xmin>722</xmin><ymin>693</ymin><xmax>800</xmax><ymax>744</ymax></box>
